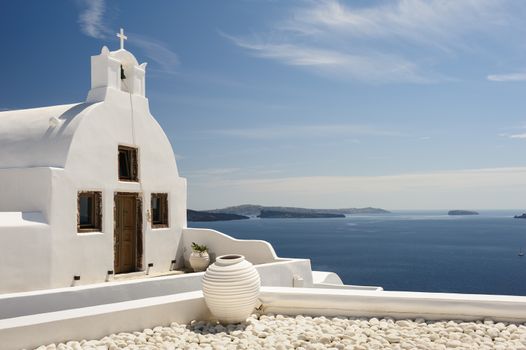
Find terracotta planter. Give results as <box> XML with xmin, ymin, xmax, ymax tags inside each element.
<box><xmin>202</xmin><ymin>254</ymin><xmax>260</xmax><ymax>323</ymax></box>
<box><xmin>189</xmin><ymin>251</ymin><xmax>210</xmax><ymax>272</ymax></box>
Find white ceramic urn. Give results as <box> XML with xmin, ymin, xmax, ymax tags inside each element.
<box><xmin>202</xmin><ymin>254</ymin><xmax>261</xmax><ymax>323</ymax></box>
<box><xmin>189</xmin><ymin>251</ymin><xmax>210</xmax><ymax>272</ymax></box>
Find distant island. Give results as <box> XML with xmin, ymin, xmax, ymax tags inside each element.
<box><xmin>207</xmin><ymin>204</ymin><xmax>390</xmax><ymax>217</ymax></box>
<box><xmin>188</xmin><ymin>204</ymin><xmax>390</xmax><ymax>222</ymax></box>
<box><xmin>448</xmin><ymin>210</ymin><xmax>479</xmax><ymax>216</ymax></box>
<box><xmin>514</xmin><ymin>213</ymin><xmax>526</xmax><ymax>219</ymax></box>
<box><xmin>257</xmin><ymin>210</ymin><xmax>345</xmax><ymax>219</ymax></box>
<box><xmin>187</xmin><ymin>209</ymin><xmax>249</xmax><ymax>222</ymax></box>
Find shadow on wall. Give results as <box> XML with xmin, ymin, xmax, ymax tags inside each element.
<box><xmin>42</xmin><ymin>102</ymin><xmax>98</xmax><ymax>141</ymax></box>
<box><xmin>21</xmin><ymin>211</ymin><xmax>46</xmax><ymax>224</ymax></box>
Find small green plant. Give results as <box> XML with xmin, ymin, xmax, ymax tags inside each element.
<box><xmin>191</xmin><ymin>242</ymin><xmax>208</xmax><ymax>253</ymax></box>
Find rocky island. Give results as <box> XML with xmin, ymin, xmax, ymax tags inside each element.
<box><xmin>208</xmin><ymin>204</ymin><xmax>390</xmax><ymax>217</ymax></box>
<box><xmin>448</xmin><ymin>210</ymin><xmax>479</xmax><ymax>216</ymax></box>
<box><xmin>187</xmin><ymin>210</ymin><xmax>249</xmax><ymax>222</ymax></box>
<box><xmin>188</xmin><ymin>204</ymin><xmax>389</xmax><ymax>221</ymax></box>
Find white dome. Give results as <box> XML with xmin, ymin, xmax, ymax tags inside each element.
<box><xmin>0</xmin><ymin>102</ymin><xmax>99</xmax><ymax>169</ymax></box>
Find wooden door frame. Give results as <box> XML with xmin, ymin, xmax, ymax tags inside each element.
<box><xmin>114</xmin><ymin>192</ymin><xmax>143</xmax><ymax>274</ymax></box>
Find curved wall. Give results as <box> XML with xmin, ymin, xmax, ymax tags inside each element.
<box><xmin>182</xmin><ymin>228</ymin><xmax>278</xmax><ymax>265</ymax></box>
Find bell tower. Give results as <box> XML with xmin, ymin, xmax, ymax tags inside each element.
<box><xmin>86</xmin><ymin>28</ymin><xmax>148</xmax><ymax>102</ymax></box>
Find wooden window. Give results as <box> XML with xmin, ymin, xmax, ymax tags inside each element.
<box><xmin>78</xmin><ymin>191</ymin><xmax>102</xmax><ymax>232</ymax></box>
<box><xmin>118</xmin><ymin>146</ymin><xmax>138</xmax><ymax>182</ymax></box>
<box><xmin>151</xmin><ymin>193</ymin><xmax>169</xmax><ymax>228</ymax></box>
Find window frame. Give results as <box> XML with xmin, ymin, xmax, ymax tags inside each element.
<box><xmin>118</xmin><ymin>145</ymin><xmax>139</xmax><ymax>182</ymax></box>
<box><xmin>77</xmin><ymin>191</ymin><xmax>102</xmax><ymax>233</ymax></box>
<box><xmin>151</xmin><ymin>193</ymin><xmax>169</xmax><ymax>229</ymax></box>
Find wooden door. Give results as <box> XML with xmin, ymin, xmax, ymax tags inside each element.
<box><xmin>115</xmin><ymin>193</ymin><xmax>138</xmax><ymax>274</ymax></box>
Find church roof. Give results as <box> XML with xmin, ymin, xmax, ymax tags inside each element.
<box><xmin>0</xmin><ymin>102</ymin><xmax>99</xmax><ymax>169</ymax></box>
<box><xmin>0</xmin><ymin>29</ymin><xmax>148</xmax><ymax>170</ymax></box>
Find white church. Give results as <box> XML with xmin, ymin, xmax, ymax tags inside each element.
<box><xmin>0</xmin><ymin>30</ymin><xmax>188</xmax><ymax>293</ymax></box>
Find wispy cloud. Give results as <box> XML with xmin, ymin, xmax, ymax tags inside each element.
<box><xmin>188</xmin><ymin>166</ymin><xmax>526</xmax><ymax>210</ymax></box>
<box><xmin>77</xmin><ymin>0</ymin><xmax>109</xmax><ymax>39</ymax></box>
<box><xmin>75</xmin><ymin>1</ymin><xmax>180</xmax><ymax>74</ymax></box>
<box><xmin>230</xmin><ymin>167</ymin><xmax>526</xmax><ymax>192</ymax></box>
<box><xmin>508</xmin><ymin>133</ymin><xmax>526</xmax><ymax>139</ymax></box>
<box><xmin>487</xmin><ymin>72</ymin><xmax>526</xmax><ymax>82</ymax></box>
<box><xmin>499</xmin><ymin>124</ymin><xmax>526</xmax><ymax>139</ymax></box>
<box><xmin>224</xmin><ymin>0</ymin><xmax>516</xmax><ymax>84</ymax></box>
<box><xmin>499</xmin><ymin>133</ymin><xmax>526</xmax><ymax>139</ymax></box>
<box><xmin>207</xmin><ymin>123</ymin><xmax>403</xmax><ymax>140</ymax></box>
<box><xmin>224</xmin><ymin>34</ymin><xmax>429</xmax><ymax>83</ymax></box>
<box><xmin>128</xmin><ymin>33</ymin><xmax>179</xmax><ymax>74</ymax></box>
<box><xmin>286</xmin><ymin>0</ymin><xmax>505</xmax><ymax>50</ymax></box>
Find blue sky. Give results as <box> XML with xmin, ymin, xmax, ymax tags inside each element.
<box><xmin>1</xmin><ymin>0</ymin><xmax>526</xmax><ymax>210</ymax></box>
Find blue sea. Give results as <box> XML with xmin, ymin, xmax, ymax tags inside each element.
<box><xmin>189</xmin><ymin>210</ymin><xmax>526</xmax><ymax>296</ymax></box>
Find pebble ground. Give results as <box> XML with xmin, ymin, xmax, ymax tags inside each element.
<box><xmin>33</xmin><ymin>314</ymin><xmax>526</xmax><ymax>350</ymax></box>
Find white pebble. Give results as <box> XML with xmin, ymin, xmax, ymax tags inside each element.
<box><xmin>487</xmin><ymin>327</ymin><xmax>500</xmax><ymax>339</ymax></box>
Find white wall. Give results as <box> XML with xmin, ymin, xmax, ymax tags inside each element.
<box><xmin>0</xmin><ymin>168</ymin><xmax>53</xmax><ymax>220</ymax></box>
<box><xmin>0</xmin><ymin>259</ymin><xmax>312</xmax><ymax>319</ymax></box>
<box><xmin>259</xmin><ymin>287</ymin><xmax>526</xmax><ymax>322</ymax></box>
<box><xmin>255</xmin><ymin>259</ymin><xmax>314</xmax><ymax>287</ymax></box>
<box><xmin>0</xmin><ymin>168</ymin><xmax>55</xmax><ymax>293</ymax></box>
<box><xmin>311</xmin><ymin>271</ymin><xmax>382</xmax><ymax>291</ymax></box>
<box><xmin>0</xmin><ymin>223</ymin><xmax>51</xmax><ymax>293</ymax></box>
<box><xmin>0</xmin><ymin>292</ymin><xmax>210</xmax><ymax>350</ymax></box>
<box><xmin>182</xmin><ymin>228</ymin><xmax>278</xmax><ymax>265</ymax></box>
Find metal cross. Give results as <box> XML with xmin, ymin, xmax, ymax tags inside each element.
<box><xmin>117</xmin><ymin>28</ymin><xmax>127</xmax><ymax>50</ymax></box>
